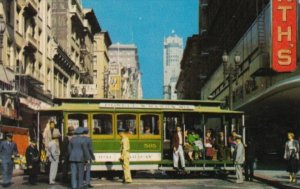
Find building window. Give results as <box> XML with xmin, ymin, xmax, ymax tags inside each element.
<box><xmin>140</xmin><ymin>114</ymin><xmax>160</xmax><ymax>135</ymax></box>
<box><xmin>6</xmin><ymin>40</ymin><xmax>12</xmax><ymax>67</ymax></box>
<box><xmin>93</xmin><ymin>56</ymin><xmax>97</xmax><ymax>65</ymax></box>
<box><xmin>93</xmin><ymin>70</ymin><xmax>97</xmax><ymax>79</ymax></box>
<box><xmin>54</xmin><ymin>74</ymin><xmax>58</xmax><ymax>97</ymax></box>
<box><xmin>117</xmin><ymin>114</ymin><xmax>137</xmax><ymax>135</ymax></box>
<box><xmin>38</xmin><ymin>29</ymin><xmax>42</xmax><ymax>49</ymax></box>
<box><xmin>67</xmin><ymin>114</ymin><xmax>88</xmax><ymax>130</ymax></box>
<box><xmin>47</xmin><ymin>37</ymin><xmax>51</xmax><ymax>57</ymax></box>
<box><xmin>92</xmin><ymin>114</ymin><xmax>113</xmax><ymax>135</ymax></box>
<box><xmin>47</xmin><ymin>3</ymin><xmax>51</xmax><ymax>27</ymax></box>
<box><xmin>47</xmin><ymin>68</ymin><xmax>51</xmax><ymax>91</ymax></box>
<box><xmin>6</xmin><ymin>1</ymin><xmax>12</xmax><ymax>25</ymax></box>
<box><xmin>63</xmin><ymin>79</ymin><xmax>67</xmax><ymax>97</ymax></box>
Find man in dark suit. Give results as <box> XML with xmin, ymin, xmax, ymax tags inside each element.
<box><xmin>0</xmin><ymin>133</ymin><xmax>18</xmax><ymax>188</ymax></box>
<box><xmin>25</xmin><ymin>139</ymin><xmax>40</xmax><ymax>185</ymax></box>
<box><xmin>61</xmin><ymin>126</ymin><xmax>74</xmax><ymax>183</ymax></box>
<box><xmin>68</xmin><ymin>127</ymin><xmax>89</xmax><ymax>189</ymax></box>
<box><xmin>244</xmin><ymin>138</ymin><xmax>255</xmax><ymax>181</ymax></box>
<box><xmin>172</xmin><ymin>126</ymin><xmax>185</xmax><ymax>171</ymax></box>
<box><xmin>83</xmin><ymin>128</ymin><xmax>95</xmax><ymax>188</ymax></box>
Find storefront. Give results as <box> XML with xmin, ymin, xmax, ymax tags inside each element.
<box><xmin>19</xmin><ymin>96</ymin><xmax>52</xmax><ymax>138</ymax></box>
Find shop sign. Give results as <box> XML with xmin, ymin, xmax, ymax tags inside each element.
<box><xmin>20</xmin><ymin>97</ymin><xmax>51</xmax><ymax>110</ymax></box>
<box><xmin>71</xmin><ymin>84</ymin><xmax>97</xmax><ymax>96</ymax></box>
<box><xmin>272</xmin><ymin>0</ymin><xmax>297</xmax><ymax>72</ymax></box>
<box><xmin>109</xmin><ymin>76</ymin><xmax>121</xmax><ymax>91</ymax></box>
<box><xmin>109</xmin><ymin>62</ymin><xmax>120</xmax><ymax>75</ymax></box>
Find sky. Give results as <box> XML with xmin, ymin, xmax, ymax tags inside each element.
<box><xmin>82</xmin><ymin>0</ymin><xmax>198</xmax><ymax>99</ymax></box>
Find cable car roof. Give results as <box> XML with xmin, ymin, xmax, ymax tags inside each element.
<box><xmin>39</xmin><ymin>98</ymin><xmax>243</xmax><ymax>115</ymax></box>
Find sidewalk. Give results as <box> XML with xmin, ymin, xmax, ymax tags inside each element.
<box><xmin>254</xmin><ymin>170</ymin><xmax>300</xmax><ymax>189</ymax></box>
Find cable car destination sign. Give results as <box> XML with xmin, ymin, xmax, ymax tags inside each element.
<box><xmin>99</xmin><ymin>103</ymin><xmax>195</xmax><ymax>110</ymax></box>
<box><xmin>272</xmin><ymin>0</ymin><xmax>297</xmax><ymax>72</ymax></box>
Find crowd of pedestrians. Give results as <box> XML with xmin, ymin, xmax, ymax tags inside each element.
<box><xmin>0</xmin><ymin>121</ymin><xmax>131</xmax><ymax>188</ymax></box>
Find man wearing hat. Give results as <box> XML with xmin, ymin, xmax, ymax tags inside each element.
<box><xmin>233</xmin><ymin>134</ymin><xmax>245</xmax><ymax>184</ymax></box>
<box><xmin>61</xmin><ymin>126</ymin><xmax>75</xmax><ymax>182</ymax></box>
<box><xmin>48</xmin><ymin>129</ymin><xmax>61</xmax><ymax>184</ymax></box>
<box><xmin>118</xmin><ymin>128</ymin><xmax>132</xmax><ymax>184</ymax></box>
<box><xmin>25</xmin><ymin>138</ymin><xmax>40</xmax><ymax>185</ymax></box>
<box><xmin>83</xmin><ymin>127</ymin><xmax>95</xmax><ymax>188</ymax></box>
<box><xmin>69</xmin><ymin>127</ymin><xmax>89</xmax><ymax>189</ymax></box>
<box><xmin>0</xmin><ymin>133</ymin><xmax>18</xmax><ymax>187</ymax></box>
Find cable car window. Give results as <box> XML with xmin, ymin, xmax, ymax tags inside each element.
<box><xmin>92</xmin><ymin>114</ymin><xmax>112</xmax><ymax>135</ymax></box>
<box><xmin>67</xmin><ymin>114</ymin><xmax>88</xmax><ymax>130</ymax></box>
<box><xmin>140</xmin><ymin>114</ymin><xmax>159</xmax><ymax>135</ymax></box>
<box><xmin>117</xmin><ymin>114</ymin><xmax>137</xmax><ymax>135</ymax></box>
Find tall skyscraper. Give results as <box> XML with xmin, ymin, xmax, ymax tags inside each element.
<box><xmin>108</xmin><ymin>43</ymin><xmax>143</xmax><ymax>99</ymax></box>
<box><xmin>163</xmin><ymin>33</ymin><xmax>183</xmax><ymax>99</ymax></box>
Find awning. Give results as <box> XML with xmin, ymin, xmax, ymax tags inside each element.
<box><xmin>0</xmin><ymin>125</ymin><xmax>29</xmax><ymax>135</ymax></box>
<box><xmin>15</xmin><ymin>74</ymin><xmax>43</xmax><ymax>86</ymax></box>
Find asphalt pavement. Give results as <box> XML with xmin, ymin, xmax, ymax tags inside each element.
<box><xmin>4</xmin><ymin>175</ymin><xmax>276</xmax><ymax>189</ymax></box>
<box><xmin>0</xmin><ymin>169</ymin><xmax>280</xmax><ymax>189</ymax></box>
<box><xmin>3</xmin><ymin>168</ymin><xmax>300</xmax><ymax>189</ymax></box>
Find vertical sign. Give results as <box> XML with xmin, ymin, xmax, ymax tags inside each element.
<box><xmin>272</xmin><ymin>0</ymin><xmax>297</xmax><ymax>72</ymax></box>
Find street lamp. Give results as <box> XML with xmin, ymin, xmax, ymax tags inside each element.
<box><xmin>222</xmin><ymin>51</ymin><xmax>241</xmax><ymax>110</ymax></box>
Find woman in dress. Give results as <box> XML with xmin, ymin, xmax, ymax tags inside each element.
<box><xmin>284</xmin><ymin>132</ymin><xmax>299</xmax><ymax>183</ymax></box>
<box><xmin>204</xmin><ymin>129</ymin><xmax>215</xmax><ymax>160</ymax></box>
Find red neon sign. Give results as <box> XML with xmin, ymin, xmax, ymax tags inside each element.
<box><xmin>272</xmin><ymin>0</ymin><xmax>297</xmax><ymax>72</ymax></box>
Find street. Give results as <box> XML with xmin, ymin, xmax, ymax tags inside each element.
<box><xmin>5</xmin><ymin>172</ymin><xmax>276</xmax><ymax>189</ymax></box>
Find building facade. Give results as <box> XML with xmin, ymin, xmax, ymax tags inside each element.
<box><xmin>163</xmin><ymin>33</ymin><xmax>183</xmax><ymax>99</ymax></box>
<box><xmin>108</xmin><ymin>43</ymin><xmax>143</xmax><ymax>99</ymax></box>
<box><xmin>52</xmin><ymin>0</ymin><xmax>101</xmax><ymax>98</ymax></box>
<box><xmin>93</xmin><ymin>31</ymin><xmax>111</xmax><ymax>98</ymax></box>
<box><xmin>177</xmin><ymin>0</ymin><xmax>300</xmax><ymax>162</ymax></box>
<box><xmin>0</xmin><ymin>0</ymin><xmax>58</xmax><ymax>153</ymax></box>
<box><xmin>0</xmin><ymin>0</ymin><xmax>111</xmax><ymax>144</ymax></box>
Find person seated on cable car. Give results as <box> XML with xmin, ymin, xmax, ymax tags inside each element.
<box><xmin>187</xmin><ymin>130</ymin><xmax>202</xmax><ymax>160</ymax></box>
<box><xmin>93</xmin><ymin>127</ymin><xmax>101</xmax><ymax>134</ymax></box>
<box><xmin>125</xmin><ymin>123</ymin><xmax>136</xmax><ymax>135</ymax></box>
<box><xmin>204</xmin><ymin>129</ymin><xmax>215</xmax><ymax>160</ymax></box>
<box><xmin>184</xmin><ymin>130</ymin><xmax>194</xmax><ymax>161</ymax></box>
<box><xmin>215</xmin><ymin>131</ymin><xmax>226</xmax><ymax>160</ymax></box>
<box><xmin>144</xmin><ymin>126</ymin><xmax>152</xmax><ymax>134</ymax></box>
<box><xmin>228</xmin><ymin>130</ymin><xmax>237</xmax><ymax>159</ymax></box>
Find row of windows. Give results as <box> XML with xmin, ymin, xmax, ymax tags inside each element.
<box><xmin>67</xmin><ymin>113</ymin><xmax>160</xmax><ymax>137</ymax></box>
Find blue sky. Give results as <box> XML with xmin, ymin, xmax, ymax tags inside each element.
<box><xmin>82</xmin><ymin>0</ymin><xmax>198</xmax><ymax>99</ymax></box>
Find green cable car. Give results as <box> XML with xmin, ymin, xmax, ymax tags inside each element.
<box><xmin>38</xmin><ymin>98</ymin><xmax>245</xmax><ymax>173</ymax></box>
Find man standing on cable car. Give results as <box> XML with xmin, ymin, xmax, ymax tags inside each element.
<box><xmin>172</xmin><ymin>125</ymin><xmax>185</xmax><ymax>171</ymax></box>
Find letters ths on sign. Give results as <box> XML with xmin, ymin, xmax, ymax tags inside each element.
<box><xmin>272</xmin><ymin>0</ymin><xmax>297</xmax><ymax>72</ymax></box>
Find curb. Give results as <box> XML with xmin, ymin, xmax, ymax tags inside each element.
<box><xmin>254</xmin><ymin>173</ymin><xmax>300</xmax><ymax>189</ymax></box>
